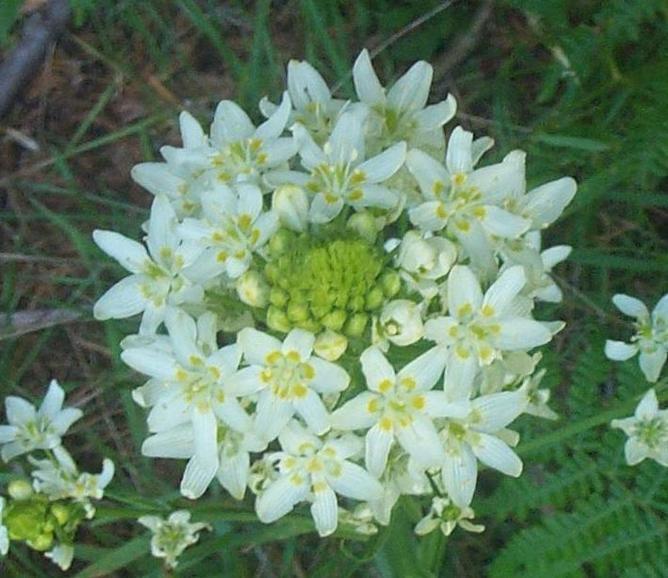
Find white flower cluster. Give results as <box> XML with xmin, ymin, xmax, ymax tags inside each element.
<box><xmin>94</xmin><ymin>50</ymin><xmax>575</xmax><ymax>537</ymax></box>
<box><xmin>606</xmin><ymin>292</ymin><xmax>668</xmax><ymax>467</ymax></box>
<box><xmin>139</xmin><ymin>510</ymin><xmax>210</xmax><ymax>568</ymax></box>
<box><xmin>0</xmin><ymin>380</ymin><xmax>114</xmax><ymax>570</ymax></box>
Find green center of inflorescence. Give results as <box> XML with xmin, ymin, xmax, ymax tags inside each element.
<box><xmin>263</xmin><ymin>232</ymin><xmax>400</xmax><ymax>337</ymax></box>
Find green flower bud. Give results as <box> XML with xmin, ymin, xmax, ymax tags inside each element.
<box><xmin>321</xmin><ymin>309</ymin><xmax>347</xmax><ymax>331</ymax></box>
<box><xmin>287</xmin><ymin>301</ymin><xmax>309</xmax><ymax>322</ymax></box>
<box><xmin>5</xmin><ymin>499</ymin><xmax>48</xmax><ymax>542</ymax></box>
<box><xmin>50</xmin><ymin>503</ymin><xmax>71</xmax><ymax>526</ymax></box>
<box><xmin>267</xmin><ymin>307</ymin><xmax>291</xmax><ymax>333</ymax></box>
<box><xmin>365</xmin><ymin>287</ymin><xmax>385</xmax><ymax>311</ymax></box>
<box><xmin>345</xmin><ymin>313</ymin><xmax>368</xmax><ymax>337</ymax></box>
<box><xmin>349</xmin><ymin>295</ymin><xmax>365</xmax><ymax>312</ymax></box>
<box><xmin>8</xmin><ymin>479</ymin><xmax>33</xmax><ymax>500</ymax></box>
<box><xmin>380</xmin><ymin>271</ymin><xmax>401</xmax><ymax>297</ymax></box>
<box><xmin>296</xmin><ymin>317</ymin><xmax>321</xmax><ymax>333</ymax></box>
<box><xmin>347</xmin><ymin>211</ymin><xmax>378</xmax><ymax>243</ymax></box>
<box><xmin>269</xmin><ymin>287</ymin><xmax>289</xmax><ymax>308</ymax></box>
<box><xmin>265</xmin><ymin>263</ymin><xmax>279</xmax><ymax>283</ymax></box>
<box><xmin>269</xmin><ymin>229</ymin><xmax>295</xmax><ymax>256</ymax></box>
<box><xmin>28</xmin><ymin>532</ymin><xmax>53</xmax><ymax>552</ymax></box>
<box><xmin>314</xmin><ymin>330</ymin><xmax>348</xmax><ymax>361</ymax></box>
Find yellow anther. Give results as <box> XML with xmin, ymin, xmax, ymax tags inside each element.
<box><xmin>378</xmin><ymin>379</ymin><xmax>393</xmax><ymax>393</ymax></box>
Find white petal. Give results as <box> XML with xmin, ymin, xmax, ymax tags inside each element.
<box><xmin>288</xmin><ymin>60</ymin><xmax>331</xmax><ymax>109</ymax></box>
<box><xmin>409</xmin><ymin>201</ymin><xmax>448</xmax><ymax>231</ymax></box>
<box><xmin>523</xmin><ymin>176</ymin><xmax>577</xmax><ymax>228</ymax></box>
<box><xmin>604</xmin><ymin>340</ymin><xmax>638</xmax><ymax>361</ymax></box>
<box><xmin>182</xmin><ymin>408</ymin><xmax>218</xmax><ymax>498</ymax></box>
<box><xmin>294</xmin><ymin>390</ymin><xmax>330</xmax><ymax>435</ymax></box>
<box><xmin>358</xmin><ymin>184</ymin><xmax>399</xmax><ymax>209</ymax></box>
<box><xmin>447</xmin><ymin>265</ymin><xmax>483</xmax><ymax>316</ymax></box>
<box><xmin>207</xmin><ymin>344</ymin><xmax>242</xmax><ymax>377</ymax></box>
<box><xmin>472</xmin><ymin>390</ymin><xmax>526</xmax><ymax>432</ymax></box>
<box><xmin>147</xmin><ymin>195</ymin><xmax>178</xmax><ymax>263</ymax></box>
<box><xmin>331</xmin><ymin>392</ymin><xmax>380</xmax><ymax>431</ymax></box>
<box><xmin>263</xmin><ymin>137</ymin><xmax>299</xmax><ymax>166</ymax></box>
<box><xmin>50</xmin><ymin>408</ymin><xmax>83</xmax><ymax>436</ymax></box>
<box><xmin>121</xmin><ymin>347</ymin><xmax>179</xmax><ymax>380</ymax></box>
<box><xmin>360</xmin><ymin>347</ymin><xmax>396</xmax><ymax>392</ymax></box>
<box><xmin>311</xmin><ymin>485</ymin><xmax>338</xmax><ymax>537</ymax></box>
<box><xmin>131</xmin><ymin>162</ymin><xmax>184</xmax><ymax>197</ymax></box>
<box><xmin>255</xmin><ymin>393</ymin><xmax>294</xmax><ymax>442</ymax></box>
<box><xmin>255</xmin><ymin>91</ymin><xmax>292</xmax><ymax>141</ymax></box>
<box><xmin>309</xmin><ymin>193</ymin><xmax>344</xmax><ymax>224</ymax></box>
<box><xmin>471</xmin><ymin>433</ymin><xmax>522</xmax><ymax>476</ymax></box>
<box><xmin>94</xmin><ymin>275</ymin><xmax>147</xmax><ymax>320</ymax></box>
<box><xmin>444</xmin><ymin>351</ymin><xmax>478</xmax><ymax>401</ymax></box>
<box><xmin>179</xmin><ymin>111</ymin><xmax>207</xmax><ymax>148</ymax></box>
<box><xmin>365</xmin><ymin>423</ymin><xmax>394</xmax><ymax>477</ymax></box>
<box><xmin>226</xmin><ymin>366</ymin><xmax>265</xmax><ymax>396</ymax></box>
<box><xmin>541</xmin><ymin>245</ymin><xmax>572</xmax><ymax>269</ymax></box>
<box><xmin>639</xmin><ymin>349</ymin><xmax>667</xmax><ymax>383</ymax></box>
<box><xmin>483</xmin><ymin>266</ymin><xmax>526</xmax><ymax>313</ymax></box>
<box><xmin>282</xmin><ymin>328</ymin><xmax>315</xmax><ymax>360</ymax></box>
<box><xmin>38</xmin><ymin>380</ymin><xmax>65</xmax><ymax>419</ymax></box>
<box><xmin>328</xmin><ymin>111</ymin><xmax>366</xmax><ymax>165</ymax></box>
<box><xmin>237</xmin><ymin>328</ymin><xmax>282</xmax><ymax>366</ymax></box>
<box><xmin>142</xmin><ymin>425</ymin><xmax>194</xmax><ymax>458</ymax></box>
<box><xmin>327</xmin><ymin>461</ymin><xmax>383</xmax><ymax>500</ymax></box>
<box><xmin>0</xmin><ymin>425</ymin><xmax>17</xmax><ymax>443</ymax></box>
<box><xmin>387</xmin><ymin>60</ymin><xmax>432</xmax><ymax>112</ymax></box>
<box><xmin>493</xmin><ymin>319</ymin><xmax>552</xmax><ymax>350</ymax></box>
<box><xmin>164</xmin><ymin>308</ymin><xmax>200</xmax><ymax>366</ymax></box>
<box><xmin>398</xmin><ymin>346</ymin><xmax>446</xmax><ymax>391</ymax></box>
<box><xmin>480</xmin><ymin>206</ymin><xmax>530</xmax><ymax>238</ymax></box>
<box><xmin>406</xmin><ymin>149</ymin><xmax>450</xmax><ymax>199</ymax></box>
<box><xmin>441</xmin><ymin>443</ymin><xmax>477</xmax><ymax>507</ymax></box>
<box><xmin>653</xmin><ymin>293</ymin><xmax>668</xmax><ymax>320</ymax></box>
<box><xmin>352</xmin><ymin>49</ymin><xmax>385</xmax><ymax>105</ymax></box>
<box><xmin>214</xmin><ymin>398</ymin><xmax>253</xmax><ymax>432</ymax></box>
<box><xmin>635</xmin><ymin>388</ymin><xmax>658</xmax><ymax>419</ymax></box>
<box><xmin>180</xmin><ymin>452</ymin><xmax>218</xmax><ymax>499</ymax></box>
<box><xmin>467</xmin><ymin>151</ymin><xmax>526</xmax><ymax>203</ymax></box>
<box><xmin>357</xmin><ymin>142</ymin><xmax>406</xmax><ymax>183</ymax></box>
<box><xmin>5</xmin><ymin>396</ymin><xmax>36</xmax><ymax>425</ymax></box>
<box><xmin>423</xmin><ymin>392</ymin><xmax>469</xmax><ymax>419</ymax></box>
<box><xmin>211</xmin><ymin>100</ymin><xmax>254</xmax><ymax>145</ymax></box>
<box><xmin>395</xmin><ymin>415</ymin><xmax>444</xmax><ymax>468</ymax></box>
<box><xmin>256</xmin><ymin>474</ymin><xmax>309</xmax><ymax>523</ymax></box>
<box><xmin>308</xmin><ymin>358</ymin><xmax>350</xmax><ymax>393</ymax></box>
<box><xmin>93</xmin><ymin>230</ymin><xmax>149</xmax><ymax>274</ymax></box>
<box><xmin>612</xmin><ymin>294</ymin><xmax>649</xmax><ymax>319</ymax></box>
<box><xmin>446</xmin><ymin>127</ymin><xmax>473</xmax><ymax>174</ymax></box>
<box><xmin>471</xmin><ymin>136</ymin><xmax>494</xmax><ymax>165</ymax></box>
<box><xmin>624</xmin><ymin>438</ymin><xmax>649</xmax><ymax>466</ymax></box>
<box><xmin>217</xmin><ymin>449</ymin><xmax>250</xmax><ymax>500</ymax></box>
<box><xmin>414</xmin><ymin>95</ymin><xmax>457</xmax><ymax>131</ymax></box>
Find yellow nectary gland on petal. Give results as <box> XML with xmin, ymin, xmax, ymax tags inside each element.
<box><xmin>263</xmin><ymin>232</ymin><xmax>400</xmax><ymax>336</ymax></box>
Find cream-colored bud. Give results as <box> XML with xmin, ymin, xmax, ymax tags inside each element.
<box><xmin>379</xmin><ymin>299</ymin><xmax>424</xmax><ymax>346</ymax></box>
<box><xmin>236</xmin><ymin>271</ymin><xmax>269</xmax><ymax>308</ymax></box>
<box><xmin>314</xmin><ymin>330</ymin><xmax>348</xmax><ymax>361</ymax></box>
<box><xmin>272</xmin><ymin>185</ymin><xmax>309</xmax><ymax>232</ymax></box>
<box><xmin>8</xmin><ymin>479</ymin><xmax>33</xmax><ymax>500</ymax></box>
<box><xmin>347</xmin><ymin>211</ymin><xmax>378</xmax><ymax>243</ymax></box>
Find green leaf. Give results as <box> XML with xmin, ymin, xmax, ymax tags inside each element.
<box><xmin>533</xmin><ymin>133</ymin><xmax>610</xmax><ymax>152</ymax></box>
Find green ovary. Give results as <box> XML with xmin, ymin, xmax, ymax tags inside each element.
<box><xmin>264</xmin><ymin>232</ymin><xmax>400</xmax><ymax>336</ymax></box>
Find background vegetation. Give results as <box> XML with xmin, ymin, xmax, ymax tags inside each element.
<box><xmin>1</xmin><ymin>0</ymin><xmax>667</xmax><ymax>576</ymax></box>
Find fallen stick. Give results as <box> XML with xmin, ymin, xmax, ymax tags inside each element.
<box><xmin>0</xmin><ymin>0</ymin><xmax>70</xmax><ymax>118</ymax></box>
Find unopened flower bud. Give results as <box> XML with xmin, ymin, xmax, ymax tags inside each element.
<box><xmin>347</xmin><ymin>211</ymin><xmax>377</xmax><ymax>243</ymax></box>
<box><xmin>365</xmin><ymin>287</ymin><xmax>384</xmax><ymax>311</ymax></box>
<box><xmin>287</xmin><ymin>301</ymin><xmax>310</xmax><ymax>322</ymax></box>
<box><xmin>380</xmin><ymin>271</ymin><xmax>401</xmax><ymax>297</ymax></box>
<box><xmin>29</xmin><ymin>532</ymin><xmax>54</xmax><ymax>552</ymax></box>
<box><xmin>267</xmin><ymin>307</ymin><xmax>291</xmax><ymax>332</ymax></box>
<box><xmin>379</xmin><ymin>300</ymin><xmax>424</xmax><ymax>346</ymax></box>
<box><xmin>50</xmin><ymin>503</ymin><xmax>71</xmax><ymax>526</ymax></box>
<box><xmin>8</xmin><ymin>479</ymin><xmax>33</xmax><ymax>500</ymax></box>
<box><xmin>321</xmin><ymin>309</ymin><xmax>346</xmax><ymax>332</ymax></box>
<box><xmin>270</xmin><ymin>287</ymin><xmax>288</xmax><ymax>308</ymax></box>
<box><xmin>272</xmin><ymin>185</ymin><xmax>309</xmax><ymax>232</ymax></box>
<box><xmin>345</xmin><ymin>313</ymin><xmax>368</xmax><ymax>337</ymax></box>
<box><xmin>236</xmin><ymin>271</ymin><xmax>269</xmax><ymax>308</ymax></box>
<box><xmin>269</xmin><ymin>229</ymin><xmax>295</xmax><ymax>256</ymax></box>
<box><xmin>314</xmin><ymin>330</ymin><xmax>348</xmax><ymax>361</ymax></box>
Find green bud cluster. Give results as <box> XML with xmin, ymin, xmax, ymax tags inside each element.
<box><xmin>263</xmin><ymin>230</ymin><xmax>401</xmax><ymax>337</ymax></box>
<box><xmin>3</xmin><ymin>481</ymin><xmax>86</xmax><ymax>553</ymax></box>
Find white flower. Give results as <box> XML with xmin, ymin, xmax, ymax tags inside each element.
<box><xmin>179</xmin><ymin>183</ymin><xmax>278</xmax><ymax>281</ymax></box>
<box><xmin>352</xmin><ymin>49</ymin><xmax>457</xmax><ymax>154</ymax></box>
<box><xmin>406</xmin><ymin>129</ymin><xmax>529</xmax><ymax>272</ymax></box>
<box><xmin>438</xmin><ymin>389</ymin><xmax>527</xmax><ymax>507</ymax></box>
<box><xmin>230</xmin><ymin>328</ymin><xmax>350</xmax><ymax>440</ymax></box>
<box><xmin>331</xmin><ymin>346</ymin><xmax>465</xmax><ymax>477</ymax></box>
<box><xmin>394</xmin><ymin>230</ymin><xmax>456</xmax><ymax>299</ymax></box>
<box><xmin>139</xmin><ymin>510</ymin><xmax>211</xmax><ymax>569</ymax></box>
<box><xmin>0</xmin><ymin>497</ymin><xmax>9</xmax><ymax>556</ymax></box>
<box><xmin>45</xmin><ymin>544</ymin><xmax>75</xmax><ymax>570</ymax></box>
<box><xmin>0</xmin><ymin>380</ymin><xmax>82</xmax><ymax>462</ymax></box>
<box><xmin>30</xmin><ymin>446</ymin><xmax>114</xmax><ymax>517</ymax></box>
<box><xmin>414</xmin><ymin>495</ymin><xmax>484</xmax><ymax>537</ymax></box>
<box><xmin>93</xmin><ymin>195</ymin><xmax>205</xmax><ymax>334</ymax></box>
<box><xmin>374</xmin><ymin>299</ymin><xmax>425</xmax><ymax>350</ymax></box>
<box><xmin>276</xmin><ymin>109</ymin><xmax>406</xmax><ymax>223</ymax></box>
<box><xmin>255</xmin><ymin>422</ymin><xmax>382</xmax><ymax>537</ymax></box>
<box><xmin>272</xmin><ymin>184</ymin><xmax>310</xmax><ymax>232</ymax></box>
<box><xmin>611</xmin><ymin>389</ymin><xmax>668</xmax><ymax>466</ymax></box>
<box><xmin>123</xmin><ymin>309</ymin><xmax>256</xmax><ymax>499</ymax></box>
<box><xmin>519</xmin><ymin>368</ymin><xmax>558</xmax><ymax>420</ymax></box>
<box><xmin>236</xmin><ymin>270</ymin><xmax>269</xmax><ymax>308</ymax></box>
<box><xmin>425</xmin><ymin>265</ymin><xmax>553</xmax><ymax>400</ymax></box>
<box><xmin>605</xmin><ymin>293</ymin><xmax>668</xmax><ymax>382</ymax></box>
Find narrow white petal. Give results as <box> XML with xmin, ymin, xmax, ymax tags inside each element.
<box><xmin>180</xmin><ymin>452</ymin><xmax>218</xmax><ymax>499</ymax></box>
<box><xmin>94</xmin><ymin>275</ymin><xmax>147</xmax><ymax>321</ymax></box>
<box><xmin>211</xmin><ymin>100</ymin><xmax>254</xmax><ymax>145</ymax></box>
<box><xmin>327</xmin><ymin>461</ymin><xmax>383</xmax><ymax>500</ymax></box>
<box><xmin>467</xmin><ymin>151</ymin><xmax>526</xmax><ymax>203</ymax></box>
<box><xmin>0</xmin><ymin>425</ymin><xmax>17</xmax><ymax>443</ymax></box>
<box><xmin>294</xmin><ymin>390</ymin><xmax>330</xmax><ymax>435</ymax></box>
<box><xmin>472</xmin><ymin>390</ymin><xmax>526</xmax><ymax>432</ymax></box>
<box><xmin>414</xmin><ymin>95</ymin><xmax>457</xmax><ymax>131</ymax></box>
<box><xmin>214</xmin><ymin>398</ymin><xmax>253</xmax><ymax>432</ymax></box>
<box><xmin>612</xmin><ymin>294</ymin><xmax>649</xmax><ymax>319</ymax></box>
<box><xmin>360</xmin><ymin>347</ymin><xmax>396</xmax><ymax>392</ymax></box>
<box><xmin>309</xmin><ymin>193</ymin><xmax>344</xmax><ymax>224</ymax></box>
<box><xmin>541</xmin><ymin>245</ymin><xmax>572</xmax><ymax>269</ymax></box>
<box><xmin>635</xmin><ymin>389</ymin><xmax>658</xmax><ymax>419</ymax></box>
<box><xmin>164</xmin><ymin>308</ymin><xmax>200</xmax><ymax>366</ymax></box>
<box><xmin>523</xmin><ymin>176</ymin><xmax>577</xmax><ymax>228</ymax></box>
<box><xmin>480</xmin><ymin>206</ymin><xmax>530</xmax><ymax>238</ymax></box>
<box><xmin>357</xmin><ymin>141</ymin><xmax>406</xmax><ymax>183</ymax></box>
<box><xmin>256</xmin><ymin>475</ymin><xmax>309</xmax><ymax>523</ymax></box>
<box><xmin>282</xmin><ymin>328</ymin><xmax>315</xmax><ymax>360</ymax></box>
<box><xmin>311</xmin><ymin>486</ymin><xmax>338</xmax><ymax>537</ymax></box>
<box><xmin>217</xmin><ymin>449</ymin><xmax>250</xmax><ymax>500</ymax></box>
<box><xmin>207</xmin><ymin>344</ymin><xmax>242</xmax><ymax>377</ymax></box>
<box><xmin>446</xmin><ymin>127</ymin><xmax>473</xmax><ymax>174</ymax></box>
<box><xmin>308</xmin><ymin>358</ymin><xmax>350</xmax><ymax>393</ymax></box>
<box><xmin>236</xmin><ymin>183</ymin><xmax>264</xmax><ymax>221</ymax></box>
<box><xmin>395</xmin><ymin>415</ymin><xmax>444</xmax><ymax>468</ymax></box>
<box><xmin>493</xmin><ymin>319</ymin><xmax>552</xmax><ymax>350</ymax></box>
<box><xmin>653</xmin><ymin>293</ymin><xmax>668</xmax><ymax>320</ymax></box>
<box><xmin>5</xmin><ymin>396</ymin><xmax>36</xmax><ymax>425</ymax></box>
<box><xmin>471</xmin><ymin>433</ymin><xmax>522</xmax><ymax>476</ymax></box>
<box><xmin>406</xmin><ymin>149</ymin><xmax>450</xmax><ymax>199</ymax></box>
<box><xmin>399</xmin><ymin>346</ymin><xmax>446</xmax><ymax>391</ymax></box>
<box><xmin>237</xmin><ymin>328</ymin><xmax>282</xmax><ymax>366</ymax></box>
<box><xmin>38</xmin><ymin>380</ymin><xmax>65</xmax><ymax>419</ymax></box>
<box><xmin>331</xmin><ymin>392</ymin><xmax>380</xmax><ymax>431</ymax></box>
<box><xmin>50</xmin><ymin>408</ymin><xmax>83</xmax><ymax>436</ymax></box>
<box><xmin>130</xmin><ymin>162</ymin><xmax>183</xmax><ymax>196</ymax></box>
<box><xmin>93</xmin><ymin>230</ymin><xmax>149</xmax><ymax>274</ymax></box>
<box><xmin>226</xmin><ymin>366</ymin><xmax>265</xmax><ymax>396</ymax></box>
<box><xmin>179</xmin><ymin>110</ymin><xmax>207</xmax><ymax>148</ymax></box>
<box><xmin>328</xmin><ymin>111</ymin><xmax>366</xmax><ymax>164</ymax></box>
<box><xmin>604</xmin><ymin>340</ymin><xmax>638</xmax><ymax>361</ymax></box>
<box><xmin>352</xmin><ymin>49</ymin><xmax>385</xmax><ymax>105</ymax></box>
<box><xmin>441</xmin><ymin>443</ymin><xmax>477</xmax><ymax>507</ymax></box>
<box><xmin>444</xmin><ymin>352</ymin><xmax>478</xmax><ymax>401</ymax></box>
<box><xmin>639</xmin><ymin>349</ymin><xmax>667</xmax><ymax>383</ymax></box>
<box><xmin>447</xmin><ymin>265</ymin><xmax>483</xmax><ymax>316</ymax></box>
<box><xmin>483</xmin><ymin>266</ymin><xmax>526</xmax><ymax>313</ymax></box>
<box><xmin>255</xmin><ymin>91</ymin><xmax>292</xmax><ymax>141</ymax></box>
<box><xmin>624</xmin><ymin>438</ymin><xmax>649</xmax><ymax>465</ymax></box>
<box><xmin>387</xmin><ymin>60</ymin><xmax>432</xmax><ymax>112</ymax></box>
<box><xmin>121</xmin><ymin>347</ymin><xmax>179</xmax><ymax>380</ymax></box>
<box><xmin>365</xmin><ymin>423</ymin><xmax>394</xmax><ymax>477</ymax></box>
<box><xmin>409</xmin><ymin>201</ymin><xmax>448</xmax><ymax>231</ymax></box>
<box><xmin>255</xmin><ymin>393</ymin><xmax>294</xmax><ymax>442</ymax></box>
<box><xmin>142</xmin><ymin>425</ymin><xmax>194</xmax><ymax>458</ymax></box>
